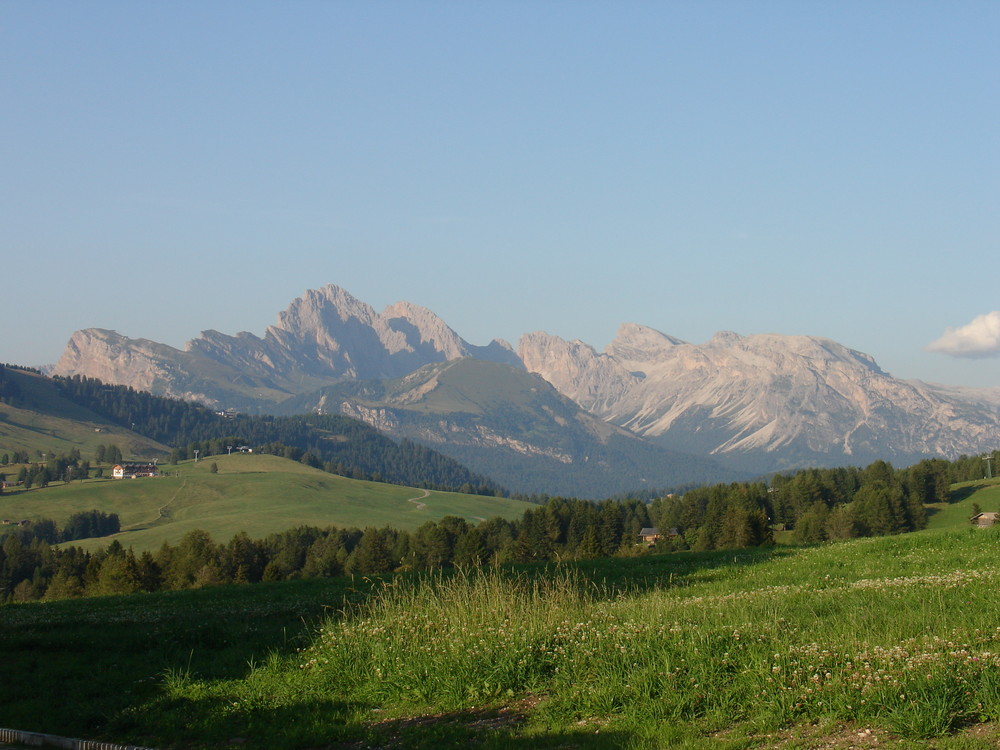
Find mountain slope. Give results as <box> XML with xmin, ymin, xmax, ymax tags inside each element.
<box><xmin>277</xmin><ymin>358</ymin><xmax>736</xmax><ymax>498</ymax></box>
<box><xmin>51</xmin><ymin>284</ymin><xmax>520</xmax><ymax>411</ymax></box>
<box><xmin>0</xmin><ymin>366</ymin><xmax>170</xmax><ymax>460</ymax></box>
<box><xmin>46</xmin><ymin>371</ymin><xmax>504</xmax><ymax>495</ymax></box>
<box><xmin>48</xmin><ymin>281</ymin><xmax>1000</xmax><ymax>480</ymax></box>
<box><xmin>519</xmin><ymin>325</ymin><xmax>1000</xmax><ymax>473</ymax></box>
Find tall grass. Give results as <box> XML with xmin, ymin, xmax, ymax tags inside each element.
<box><xmin>297</xmin><ymin>567</ymin><xmax>596</xmax><ymax>708</ymax></box>
<box><xmin>279</xmin><ymin>528</ymin><xmax>1000</xmax><ymax>742</ymax></box>
<box><xmin>15</xmin><ymin>524</ymin><xmax>1000</xmax><ymax>747</ymax></box>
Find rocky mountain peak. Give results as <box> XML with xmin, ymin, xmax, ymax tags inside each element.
<box><xmin>49</xmin><ymin>282</ymin><xmax>1000</xmax><ymax>476</ymax></box>
<box><xmin>53</xmin><ymin>284</ymin><xmax>524</xmax><ymax>404</ymax></box>
<box><xmin>520</xmin><ymin>325</ymin><xmax>1000</xmax><ymax>472</ymax></box>
<box><xmin>380</xmin><ymin>300</ymin><xmax>470</xmax><ymax>360</ymax></box>
<box><xmin>270</xmin><ymin>284</ymin><xmax>376</xmax><ymax>343</ymax></box>
<box><xmin>52</xmin><ymin>328</ymin><xmax>219</xmax><ymax>404</ymax></box>
<box><xmin>605</xmin><ymin>323</ymin><xmax>686</xmax><ymax>365</ymax></box>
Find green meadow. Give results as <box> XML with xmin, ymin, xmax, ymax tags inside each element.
<box><xmin>3</xmin><ymin>480</ymin><xmax>1000</xmax><ymax>748</ymax></box>
<box><xmin>926</xmin><ymin>479</ymin><xmax>1000</xmax><ymax>530</ymax></box>
<box><xmin>0</xmin><ymin>453</ymin><xmax>535</xmax><ymax>551</ymax></box>
<box><xmin>0</xmin><ymin>400</ymin><xmax>168</xmax><ymax>462</ymax></box>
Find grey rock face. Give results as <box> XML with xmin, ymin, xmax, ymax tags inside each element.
<box><xmin>52</xmin><ymin>284</ymin><xmax>520</xmax><ymax>407</ymax></box>
<box><xmin>51</xmin><ymin>282</ymin><xmax>1000</xmax><ymax>475</ymax></box>
<box><xmin>519</xmin><ymin>324</ymin><xmax>1000</xmax><ymax>472</ymax></box>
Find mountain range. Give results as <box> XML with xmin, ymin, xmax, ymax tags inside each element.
<box><xmin>50</xmin><ymin>283</ymin><xmax>1000</xmax><ymax>492</ymax></box>
<box><xmin>518</xmin><ymin>325</ymin><xmax>1000</xmax><ymax>473</ymax></box>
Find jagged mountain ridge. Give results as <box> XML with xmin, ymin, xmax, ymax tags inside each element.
<box><xmin>518</xmin><ymin>324</ymin><xmax>1000</xmax><ymax>473</ymax></box>
<box><xmin>52</xmin><ymin>284</ymin><xmax>520</xmax><ymax>411</ymax></box>
<box><xmin>50</xmin><ymin>282</ymin><xmax>1000</xmax><ymax>480</ymax></box>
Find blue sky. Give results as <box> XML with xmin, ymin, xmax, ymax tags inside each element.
<box><xmin>3</xmin><ymin>1</ymin><xmax>999</xmax><ymax>386</ymax></box>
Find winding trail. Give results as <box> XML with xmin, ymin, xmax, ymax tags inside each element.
<box><xmin>407</xmin><ymin>488</ymin><xmax>431</xmax><ymax>510</ymax></box>
<box><xmin>156</xmin><ymin>477</ymin><xmax>187</xmax><ymax>520</ymax></box>
<box><xmin>120</xmin><ymin>476</ymin><xmax>187</xmax><ymax>533</ymax></box>
<box><xmin>405</xmin><ymin>489</ymin><xmax>487</xmax><ymax>523</ymax></box>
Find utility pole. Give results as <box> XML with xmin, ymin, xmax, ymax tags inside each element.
<box><xmin>193</xmin><ymin>449</ymin><xmax>200</xmax><ymax>463</ymax></box>
<box><xmin>984</xmin><ymin>454</ymin><xmax>993</xmax><ymax>480</ymax></box>
<box><xmin>227</xmin><ymin>445</ymin><xmax>232</xmax><ymax>455</ymax></box>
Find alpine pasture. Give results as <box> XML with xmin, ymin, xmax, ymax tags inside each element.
<box><xmin>3</xmin><ymin>477</ymin><xmax>1000</xmax><ymax>748</ymax></box>
<box><xmin>1</xmin><ymin>453</ymin><xmax>534</xmax><ymax>552</ymax></box>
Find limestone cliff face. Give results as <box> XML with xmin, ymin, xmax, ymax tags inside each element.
<box><xmin>186</xmin><ymin>284</ymin><xmax>519</xmax><ymax>380</ymax></box>
<box><xmin>519</xmin><ymin>324</ymin><xmax>1000</xmax><ymax>472</ymax></box>
<box><xmin>52</xmin><ymin>283</ymin><xmax>1000</xmax><ymax>474</ymax></box>
<box><xmin>52</xmin><ymin>329</ymin><xmax>221</xmax><ymax>404</ymax></box>
<box><xmin>516</xmin><ymin>331</ymin><xmax>639</xmax><ymax>413</ymax></box>
<box><xmin>52</xmin><ymin>284</ymin><xmax>520</xmax><ymax>408</ymax></box>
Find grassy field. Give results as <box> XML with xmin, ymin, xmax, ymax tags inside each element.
<box><xmin>0</xmin><ymin>453</ymin><xmax>535</xmax><ymax>551</ymax></box>
<box><xmin>5</xmin><ymin>483</ymin><xmax>1000</xmax><ymax>748</ymax></box>
<box><xmin>925</xmin><ymin>478</ymin><xmax>1000</xmax><ymax>530</ymax></box>
<box><xmin>0</xmin><ymin>400</ymin><xmax>169</xmax><ymax>463</ymax></box>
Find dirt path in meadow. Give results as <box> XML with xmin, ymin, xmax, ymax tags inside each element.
<box><xmin>407</xmin><ymin>489</ymin><xmax>431</xmax><ymax>510</ymax></box>
<box><xmin>150</xmin><ymin>476</ymin><xmax>188</xmax><ymax>524</ymax></box>
<box><xmin>716</xmin><ymin>720</ymin><xmax>1000</xmax><ymax>749</ymax></box>
<box><xmin>119</xmin><ymin>476</ymin><xmax>187</xmax><ymax>533</ymax></box>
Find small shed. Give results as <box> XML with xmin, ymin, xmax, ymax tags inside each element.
<box><xmin>639</xmin><ymin>527</ymin><xmax>662</xmax><ymax>544</ymax></box>
<box><xmin>970</xmin><ymin>511</ymin><xmax>1000</xmax><ymax>527</ymax></box>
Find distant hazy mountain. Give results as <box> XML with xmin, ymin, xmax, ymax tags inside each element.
<box><xmin>51</xmin><ymin>282</ymin><xmax>1000</xmax><ymax>484</ymax></box>
<box><xmin>519</xmin><ymin>324</ymin><xmax>1000</xmax><ymax>473</ymax></box>
<box><xmin>276</xmin><ymin>358</ymin><xmax>734</xmax><ymax>498</ymax></box>
<box><xmin>52</xmin><ymin>284</ymin><xmax>520</xmax><ymax>411</ymax></box>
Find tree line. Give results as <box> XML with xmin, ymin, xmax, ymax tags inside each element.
<box><xmin>0</xmin><ymin>449</ymin><xmax>97</xmax><ymax>492</ymax></box>
<box><xmin>650</xmin><ymin>458</ymin><xmax>947</xmax><ymax>549</ymax></box>
<box><xmin>1</xmin><ymin>508</ymin><xmax>118</xmax><ymax>545</ymax></box>
<box><xmin>0</xmin><ymin>496</ymin><xmax>656</xmax><ymax>601</ymax></box>
<box><xmin>0</xmin><ymin>450</ymin><xmax>970</xmax><ymax>603</ymax></box>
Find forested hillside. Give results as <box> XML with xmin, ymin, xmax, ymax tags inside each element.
<box><xmin>46</xmin><ymin>372</ymin><xmax>502</xmax><ymax>494</ymax></box>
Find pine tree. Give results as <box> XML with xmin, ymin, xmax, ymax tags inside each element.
<box><xmin>348</xmin><ymin>528</ymin><xmax>396</xmax><ymax>575</ymax></box>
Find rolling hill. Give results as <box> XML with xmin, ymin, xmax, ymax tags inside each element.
<box><xmin>2</xmin><ymin>453</ymin><xmax>536</xmax><ymax>552</ymax></box>
<box><xmin>0</xmin><ymin>367</ymin><xmax>170</xmax><ymax>460</ymax></box>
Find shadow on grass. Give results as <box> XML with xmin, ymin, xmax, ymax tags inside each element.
<box><xmin>346</xmin><ymin>707</ymin><xmax>635</xmax><ymax>750</ymax></box>
<box><xmin>548</xmin><ymin>544</ymin><xmax>802</xmax><ymax>596</ymax></box>
<box><xmin>1</xmin><ymin>548</ymin><xmax>792</xmax><ymax>746</ymax></box>
<box><xmin>0</xmin><ymin>577</ymin><xmax>368</xmax><ymax>740</ymax></box>
<box><xmin>950</xmin><ymin>483</ymin><xmax>989</xmax><ymax>503</ymax></box>
<box><xmin>111</xmin><ymin>693</ymin><xmax>361</xmax><ymax>749</ymax></box>
<box><xmin>99</xmin><ymin>695</ymin><xmax>634</xmax><ymax>750</ymax></box>
<box><xmin>111</xmin><ymin>691</ymin><xmax>635</xmax><ymax>750</ymax></box>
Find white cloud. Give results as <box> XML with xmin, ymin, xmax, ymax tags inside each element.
<box><xmin>927</xmin><ymin>311</ymin><xmax>1000</xmax><ymax>358</ymax></box>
